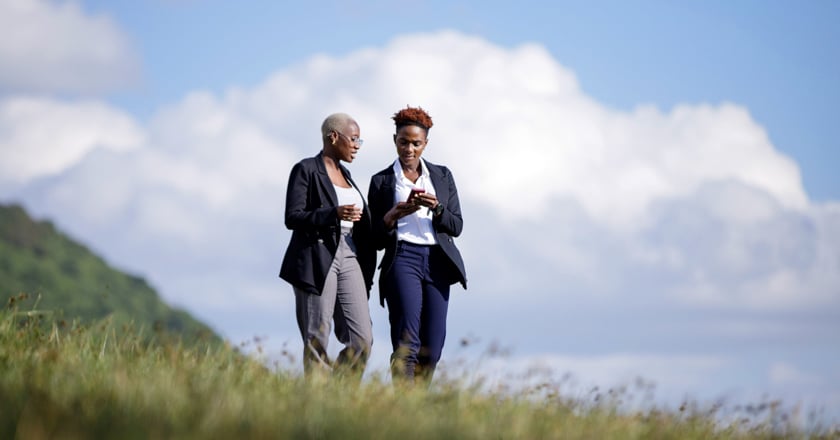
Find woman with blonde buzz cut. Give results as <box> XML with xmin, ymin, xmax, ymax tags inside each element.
<box><xmin>280</xmin><ymin>112</ymin><xmax>375</xmax><ymax>380</ymax></box>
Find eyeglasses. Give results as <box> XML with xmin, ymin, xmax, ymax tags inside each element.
<box><xmin>336</xmin><ymin>131</ymin><xmax>364</xmax><ymax>146</ymax></box>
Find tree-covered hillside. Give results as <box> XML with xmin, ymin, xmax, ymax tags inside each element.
<box><xmin>0</xmin><ymin>203</ymin><xmax>219</xmax><ymax>343</ymax></box>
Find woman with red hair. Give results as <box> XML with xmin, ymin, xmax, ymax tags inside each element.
<box><xmin>368</xmin><ymin>106</ymin><xmax>467</xmax><ymax>385</ymax></box>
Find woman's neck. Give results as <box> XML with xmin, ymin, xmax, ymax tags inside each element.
<box><xmin>322</xmin><ymin>151</ymin><xmax>341</xmax><ymax>171</ymax></box>
<box><xmin>400</xmin><ymin>160</ymin><xmax>420</xmax><ymax>174</ymax></box>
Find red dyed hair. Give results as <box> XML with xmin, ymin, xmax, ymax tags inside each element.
<box><xmin>392</xmin><ymin>106</ymin><xmax>433</xmax><ymax>131</ymax></box>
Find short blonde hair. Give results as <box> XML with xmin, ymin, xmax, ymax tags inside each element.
<box><xmin>321</xmin><ymin>113</ymin><xmax>356</xmax><ymax>138</ymax></box>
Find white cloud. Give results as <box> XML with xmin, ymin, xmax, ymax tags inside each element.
<box><xmin>341</xmin><ymin>32</ymin><xmax>809</xmax><ymax>232</ymax></box>
<box><xmin>2</xmin><ymin>31</ymin><xmax>839</xmax><ymax>412</ymax></box>
<box><xmin>0</xmin><ymin>96</ymin><xmax>144</xmax><ymax>184</ymax></box>
<box><xmin>0</xmin><ymin>0</ymin><xmax>139</xmax><ymax>94</ymax></box>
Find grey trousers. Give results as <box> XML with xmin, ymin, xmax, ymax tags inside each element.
<box><xmin>294</xmin><ymin>232</ymin><xmax>372</xmax><ymax>377</ymax></box>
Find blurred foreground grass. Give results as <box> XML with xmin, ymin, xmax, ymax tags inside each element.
<box><xmin>1</xmin><ymin>295</ymin><xmax>837</xmax><ymax>439</ymax></box>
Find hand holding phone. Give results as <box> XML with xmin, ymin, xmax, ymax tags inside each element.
<box><xmin>407</xmin><ymin>187</ymin><xmax>425</xmax><ymax>203</ymax></box>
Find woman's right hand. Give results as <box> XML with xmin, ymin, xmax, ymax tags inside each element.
<box><xmin>384</xmin><ymin>202</ymin><xmax>421</xmax><ymax>229</ymax></box>
<box><xmin>337</xmin><ymin>204</ymin><xmax>362</xmax><ymax>222</ymax></box>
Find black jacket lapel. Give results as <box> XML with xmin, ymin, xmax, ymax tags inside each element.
<box><xmin>314</xmin><ymin>152</ymin><xmax>338</xmax><ymax>207</ymax></box>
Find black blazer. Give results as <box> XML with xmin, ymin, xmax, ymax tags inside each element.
<box><xmin>368</xmin><ymin>160</ymin><xmax>467</xmax><ymax>306</ymax></box>
<box><xmin>279</xmin><ymin>152</ymin><xmax>376</xmax><ymax>296</ymax></box>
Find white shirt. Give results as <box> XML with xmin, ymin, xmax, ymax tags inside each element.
<box><xmin>333</xmin><ymin>183</ymin><xmax>364</xmax><ymax>230</ymax></box>
<box><xmin>393</xmin><ymin>159</ymin><xmax>438</xmax><ymax>245</ymax></box>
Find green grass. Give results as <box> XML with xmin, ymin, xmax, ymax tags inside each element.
<box><xmin>1</xmin><ymin>295</ymin><xmax>837</xmax><ymax>439</ymax></box>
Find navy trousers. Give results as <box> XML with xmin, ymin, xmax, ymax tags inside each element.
<box><xmin>385</xmin><ymin>241</ymin><xmax>451</xmax><ymax>384</ymax></box>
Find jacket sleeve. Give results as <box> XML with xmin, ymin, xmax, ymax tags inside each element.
<box><xmin>432</xmin><ymin>166</ymin><xmax>463</xmax><ymax>237</ymax></box>
<box><xmin>367</xmin><ymin>175</ymin><xmax>396</xmax><ymax>251</ymax></box>
<box><xmin>284</xmin><ymin>161</ymin><xmax>338</xmax><ymax>230</ymax></box>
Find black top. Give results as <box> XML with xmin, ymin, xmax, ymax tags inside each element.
<box><xmin>279</xmin><ymin>152</ymin><xmax>376</xmax><ymax>296</ymax></box>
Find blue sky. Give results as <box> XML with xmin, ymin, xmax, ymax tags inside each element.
<box><xmin>2</xmin><ymin>0</ymin><xmax>839</xmax><ymax>424</ymax></box>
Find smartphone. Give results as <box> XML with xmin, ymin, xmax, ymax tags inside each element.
<box><xmin>407</xmin><ymin>187</ymin><xmax>425</xmax><ymax>203</ymax></box>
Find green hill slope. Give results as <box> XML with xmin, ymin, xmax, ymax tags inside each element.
<box><xmin>0</xmin><ymin>203</ymin><xmax>219</xmax><ymax>343</ymax></box>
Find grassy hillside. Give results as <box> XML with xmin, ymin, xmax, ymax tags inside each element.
<box><xmin>0</xmin><ymin>203</ymin><xmax>219</xmax><ymax>344</ymax></box>
<box><xmin>1</xmin><ymin>308</ymin><xmax>834</xmax><ymax>439</ymax></box>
